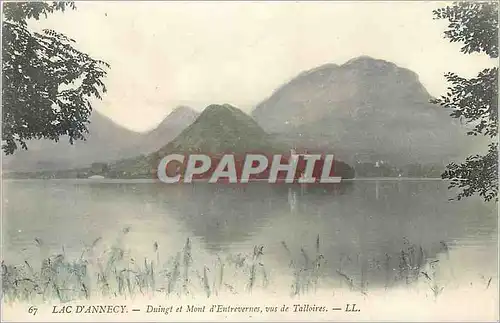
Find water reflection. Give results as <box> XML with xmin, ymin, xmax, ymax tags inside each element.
<box><xmin>2</xmin><ymin>180</ymin><xmax>497</xmax><ymax>289</ymax></box>
<box><xmin>89</xmin><ymin>181</ymin><xmax>496</xmax><ymax>288</ymax></box>
<box><xmin>118</xmin><ymin>182</ymin><xmax>354</xmax><ymax>249</ymax></box>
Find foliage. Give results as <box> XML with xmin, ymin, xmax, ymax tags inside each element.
<box><xmin>432</xmin><ymin>2</ymin><xmax>498</xmax><ymax>202</ymax></box>
<box><xmin>442</xmin><ymin>142</ymin><xmax>498</xmax><ymax>201</ymax></box>
<box><xmin>433</xmin><ymin>2</ymin><xmax>498</xmax><ymax>58</ymax></box>
<box><xmin>2</xmin><ymin>2</ymin><xmax>109</xmax><ymax>155</ymax></box>
<box><xmin>435</xmin><ymin>68</ymin><xmax>497</xmax><ymax>138</ymax></box>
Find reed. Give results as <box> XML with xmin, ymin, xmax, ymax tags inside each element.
<box><xmin>1</xmin><ymin>231</ymin><xmax>459</xmax><ymax>303</ymax></box>
<box><xmin>282</xmin><ymin>235</ymin><xmax>327</xmax><ymax>297</ymax></box>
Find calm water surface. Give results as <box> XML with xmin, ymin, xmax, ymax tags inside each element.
<box><xmin>2</xmin><ymin>180</ymin><xmax>498</xmax><ymax>289</ymax></box>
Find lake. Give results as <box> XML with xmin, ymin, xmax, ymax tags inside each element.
<box><xmin>2</xmin><ymin>179</ymin><xmax>498</xmax><ymax>296</ymax></box>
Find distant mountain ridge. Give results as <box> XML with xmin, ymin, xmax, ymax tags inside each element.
<box><xmin>2</xmin><ymin>111</ymin><xmax>141</xmax><ymax>172</ymax></box>
<box><xmin>130</xmin><ymin>106</ymin><xmax>200</xmax><ymax>155</ymax></box>
<box><xmin>2</xmin><ymin>106</ymin><xmax>199</xmax><ymax>172</ymax></box>
<box><xmin>3</xmin><ymin>56</ymin><xmax>481</xmax><ymax>176</ymax></box>
<box><xmin>252</xmin><ymin>56</ymin><xmax>479</xmax><ymax>166</ymax></box>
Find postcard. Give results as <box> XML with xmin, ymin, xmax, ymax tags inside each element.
<box><xmin>1</xmin><ymin>1</ymin><xmax>498</xmax><ymax>322</ymax></box>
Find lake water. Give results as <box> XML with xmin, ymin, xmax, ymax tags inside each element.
<box><xmin>2</xmin><ymin>179</ymin><xmax>498</xmax><ymax>294</ymax></box>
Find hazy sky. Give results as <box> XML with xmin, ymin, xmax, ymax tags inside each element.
<box><xmin>27</xmin><ymin>1</ymin><xmax>496</xmax><ymax>132</ymax></box>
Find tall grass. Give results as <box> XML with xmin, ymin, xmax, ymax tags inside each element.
<box><xmin>2</xmin><ymin>231</ymin><xmax>454</xmax><ymax>303</ymax></box>
<box><xmin>281</xmin><ymin>234</ymin><xmax>327</xmax><ymax>296</ymax></box>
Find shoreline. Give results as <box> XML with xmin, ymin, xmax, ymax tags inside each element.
<box><xmin>2</xmin><ymin>177</ymin><xmax>450</xmax><ymax>183</ymax></box>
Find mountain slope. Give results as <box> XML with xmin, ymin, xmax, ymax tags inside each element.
<box><xmin>158</xmin><ymin>104</ymin><xmax>286</xmax><ymax>155</ymax></box>
<box><xmin>133</xmin><ymin>106</ymin><xmax>200</xmax><ymax>154</ymax></box>
<box><xmin>2</xmin><ymin>107</ymin><xmax>199</xmax><ymax>172</ymax></box>
<box><xmin>109</xmin><ymin>104</ymin><xmax>290</xmax><ymax>177</ymax></box>
<box><xmin>252</xmin><ymin>56</ymin><xmax>480</xmax><ymax>166</ymax></box>
<box><xmin>2</xmin><ymin>111</ymin><xmax>142</xmax><ymax>172</ymax></box>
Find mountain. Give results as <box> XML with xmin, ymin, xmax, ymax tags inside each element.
<box><xmin>6</xmin><ymin>104</ymin><xmax>356</xmax><ymax>179</ymax></box>
<box><xmin>107</xmin><ymin>104</ymin><xmax>355</xmax><ymax>180</ymax></box>
<box><xmin>2</xmin><ymin>111</ymin><xmax>142</xmax><ymax>172</ymax></box>
<box><xmin>2</xmin><ymin>106</ymin><xmax>199</xmax><ymax>172</ymax></box>
<box><xmin>108</xmin><ymin>104</ymin><xmax>292</xmax><ymax>178</ymax></box>
<box><xmin>157</xmin><ymin>104</ymin><xmax>287</xmax><ymax>155</ymax></box>
<box><xmin>131</xmin><ymin>106</ymin><xmax>200</xmax><ymax>154</ymax></box>
<box><xmin>252</xmin><ymin>56</ymin><xmax>480</xmax><ymax>166</ymax></box>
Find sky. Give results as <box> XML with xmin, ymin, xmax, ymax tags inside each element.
<box><xmin>27</xmin><ymin>1</ymin><xmax>496</xmax><ymax>133</ymax></box>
